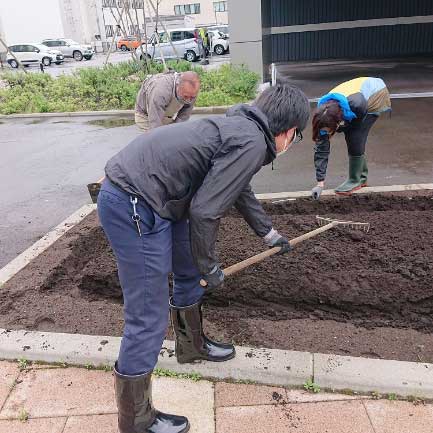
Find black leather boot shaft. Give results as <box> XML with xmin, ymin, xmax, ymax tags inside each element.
<box><xmin>170</xmin><ymin>298</ymin><xmax>235</xmax><ymax>364</ymax></box>
<box><xmin>114</xmin><ymin>364</ymin><xmax>190</xmax><ymax>433</ymax></box>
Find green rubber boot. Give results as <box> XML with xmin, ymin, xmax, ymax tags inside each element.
<box><xmin>335</xmin><ymin>155</ymin><xmax>365</xmax><ymax>195</ymax></box>
<box><xmin>360</xmin><ymin>157</ymin><xmax>368</xmax><ymax>187</ymax></box>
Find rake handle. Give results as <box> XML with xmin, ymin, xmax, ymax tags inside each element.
<box><xmin>199</xmin><ymin>221</ymin><xmax>338</xmax><ymax>286</ymax></box>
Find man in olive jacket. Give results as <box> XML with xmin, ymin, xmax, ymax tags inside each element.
<box><xmin>98</xmin><ymin>84</ymin><xmax>309</xmax><ymax>433</ymax></box>
<box><xmin>135</xmin><ymin>70</ymin><xmax>200</xmax><ymax>131</ymax></box>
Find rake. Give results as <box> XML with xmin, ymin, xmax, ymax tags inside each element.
<box><xmin>200</xmin><ymin>216</ymin><xmax>370</xmax><ymax>286</ymax></box>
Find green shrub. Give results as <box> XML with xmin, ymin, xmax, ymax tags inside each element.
<box><xmin>0</xmin><ymin>61</ymin><xmax>259</xmax><ymax>114</ymax></box>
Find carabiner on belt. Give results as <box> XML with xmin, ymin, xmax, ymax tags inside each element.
<box><xmin>130</xmin><ymin>196</ymin><xmax>142</xmax><ymax>237</ymax></box>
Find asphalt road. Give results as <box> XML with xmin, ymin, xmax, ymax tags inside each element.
<box><xmin>1</xmin><ymin>97</ymin><xmax>433</xmax><ymax>268</ymax></box>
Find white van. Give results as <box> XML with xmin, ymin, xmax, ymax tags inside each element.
<box><xmin>139</xmin><ymin>28</ymin><xmax>200</xmax><ymax>62</ymax></box>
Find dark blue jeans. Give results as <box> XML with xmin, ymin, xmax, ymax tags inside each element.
<box><xmin>97</xmin><ymin>179</ymin><xmax>204</xmax><ymax>376</ymax></box>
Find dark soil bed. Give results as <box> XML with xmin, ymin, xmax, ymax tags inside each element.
<box><xmin>2</xmin><ymin>191</ymin><xmax>433</xmax><ymax>363</ymax></box>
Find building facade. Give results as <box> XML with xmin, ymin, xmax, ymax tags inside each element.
<box><xmin>59</xmin><ymin>0</ymin><xmax>228</xmax><ymax>50</ymax></box>
<box><xmin>229</xmin><ymin>0</ymin><xmax>433</xmax><ymax>81</ymax></box>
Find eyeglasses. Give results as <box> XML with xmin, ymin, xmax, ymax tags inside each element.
<box><xmin>293</xmin><ymin>128</ymin><xmax>303</xmax><ymax>144</ymax></box>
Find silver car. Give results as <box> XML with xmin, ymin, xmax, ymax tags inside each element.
<box><xmin>41</xmin><ymin>38</ymin><xmax>94</xmax><ymax>61</ymax></box>
<box><xmin>139</xmin><ymin>28</ymin><xmax>200</xmax><ymax>62</ymax></box>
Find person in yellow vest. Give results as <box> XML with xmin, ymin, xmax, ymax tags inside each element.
<box><xmin>311</xmin><ymin>77</ymin><xmax>391</xmax><ymax>198</ymax></box>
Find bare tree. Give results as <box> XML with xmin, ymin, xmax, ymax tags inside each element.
<box><xmin>0</xmin><ymin>37</ymin><xmax>27</xmax><ymax>73</ymax></box>
<box><xmin>109</xmin><ymin>2</ymin><xmax>138</xmax><ymax>62</ymax></box>
<box><xmin>147</xmin><ymin>0</ymin><xmax>180</xmax><ymax>60</ymax></box>
<box><xmin>145</xmin><ymin>0</ymin><xmax>167</xmax><ymax>71</ymax></box>
<box><xmin>104</xmin><ymin>7</ymin><xmax>125</xmax><ymax>66</ymax></box>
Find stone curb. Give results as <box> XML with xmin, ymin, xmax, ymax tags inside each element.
<box><xmin>1</xmin><ymin>328</ymin><xmax>432</xmax><ymax>398</ymax></box>
<box><xmin>256</xmin><ymin>183</ymin><xmax>433</xmax><ymax>201</ymax></box>
<box><xmin>0</xmin><ymin>106</ymin><xmax>230</xmax><ymax>120</ymax></box>
<box><xmin>1</xmin><ymin>91</ymin><xmax>431</xmax><ymax>120</ymax></box>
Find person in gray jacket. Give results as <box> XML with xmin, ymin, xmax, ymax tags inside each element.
<box><xmin>98</xmin><ymin>84</ymin><xmax>309</xmax><ymax>433</ymax></box>
<box><xmin>135</xmin><ymin>70</ymin><xmax>200</xmax><ymax>131</ymax></box>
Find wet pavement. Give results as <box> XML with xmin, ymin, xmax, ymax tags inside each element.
<box><xmin>0</xmin><ymin>96</ymin><xmax>432</xmax><ymax>268</ymax></box>
<box><xmin>276</xmin><ymin>57</ymin><xmax>433</xmax><ymax>98</ymax></box>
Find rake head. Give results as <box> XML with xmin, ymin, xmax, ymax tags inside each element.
<box><xmin>316</xmin><ymin>216</ymin><xmax>370</xmax><ymax>233</ymax></box>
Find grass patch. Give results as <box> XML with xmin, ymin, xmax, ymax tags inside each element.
<box><xmin>153</xmin><ymin>367</ymin><xmax>202</xmax><ymax>381</ymax></box>
<box><xmin>0</xmin><ymin>61</ymin><xmax>259</xmax><ymax>114</ymax></box>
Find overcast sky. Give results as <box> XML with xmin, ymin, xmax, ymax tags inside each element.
<box><xmin>0</xmin><ymin>0</ymin><xmax>64</xmax><ymax>45</ymax></box>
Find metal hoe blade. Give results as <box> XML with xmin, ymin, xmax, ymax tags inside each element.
<box><xmin>316</xmin><ymin>215</ymin><xmax>370</xmax><ymax>233</ymax></box>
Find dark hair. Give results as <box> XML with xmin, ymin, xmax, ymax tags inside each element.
<box><xmin>254</xmin><ymin>84</ymin><xmax>310</xmax><ymax>136</ymax></box>
<box><xmin>312</xmin><ymin>100</ymin><xmax>343</xmax><ymax>141</ymax></box>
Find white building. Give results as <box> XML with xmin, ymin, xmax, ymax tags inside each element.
<box><xmin>59</xmin><ymin>0</ymin><xmax>228</xmax><ymax>50</ymax></box>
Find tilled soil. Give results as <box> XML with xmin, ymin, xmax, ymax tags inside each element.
<box><xmin>2</xmin><ymin>191</ymin><xmax>433</xmax><ymax>362</ymax></box>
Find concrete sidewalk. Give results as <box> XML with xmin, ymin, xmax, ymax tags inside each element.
<box><xmin>1</xmin><ymin>361</ymin><xmax>433</xmax><ymax>433</ymax></box>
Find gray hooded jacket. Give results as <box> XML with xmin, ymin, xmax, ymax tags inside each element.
<box><xmin>105</xmin><ymin>104</ymin><xmax>276</xmax><ymax>274</ymax></box>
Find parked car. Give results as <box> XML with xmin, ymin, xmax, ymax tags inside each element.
<box><xmin>41</xmin><ymin>38</ymin><xmax>94</xmax><ymax>61</ymax></box>
<box><xmin>117</xmin><ymin>36</ymin><xmax>142</xmax><ymax>51</ymax></box>
<box><xmin>7</xmin><ymin>43</ymin><xmax>64</xmax><ymax>68</ymax></box>
<box><xmin>207</xmin><ymin>29</ymin><xmax>229</xmax><ymax>55</ymax></box>
<box><xmin>139</xmin><ymin>28</ymin><xmax>199</xmax><ymax>62</ymax></box>
<box><xmin>207</xmin><ymin>25</ymin><xmax>229</xmax><ymax>37</ymax></box>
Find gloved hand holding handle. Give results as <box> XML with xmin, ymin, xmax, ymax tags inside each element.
<box><xmin>264</xmin><ymin>228</ymin><xmax>291</xmax><ymax>255</ymax></box>
<box><xmin>200</xmin><ymin>265</ymin><xmax>224</xmax><ymax>290</ymax></box>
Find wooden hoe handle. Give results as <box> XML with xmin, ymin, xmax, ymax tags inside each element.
<box><xmin>200</xmin><ymin>221</ymin><xmax>338</xmax><ymax>287</ymax></box>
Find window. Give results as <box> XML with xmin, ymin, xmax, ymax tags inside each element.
<box><xmin>57</xmin><ymin>40</ymin><xmax>67</xmax><ymax>46</ymax></box>
<box><xmin>213</xmin><ymin>1</ymin><xmax>227</xmax><ymax>12</ymax></box>
<box><xmin>102</xmin><ymin>0</ymin><xmax>116</xmax><ymax>7</ymax></box>
<box><xmin>129</xmin><ymin>24</ymin><xmax>140</xmax><ymax>35</ymax></box>
<box><xmin>117</xmin><ymin>25</ymin><xmax>122</xmax><ymax>36</ymax></box>
<box><xmin>158</xmin><ymin>32</ymin><xmax>169</xmax><ymax>43</ymax></box>
<box><xmin>9</xmin><ymin>45</ymin><xmax>20</xmax><ymax>52</ymax></box>
<box><xmin>105</xmin><ymin>25</ymin><xmax>114</xmax><ymax>37</ymax></box>
<box><xmin>171</xmin><ymin>31</ymin><xmax>183</xmax><ymax>42</ymax></box>
<box><xmin>174</xmin><ymin>3</ymin><xmax>200</xmax><ymax>15</ymax></box>
<box><xmin>184</xmin><ymin>31</ymin><xmax>195</xmax><ymax>39</ymax></box>
<box><xmin>132</xmin><ymin>0</ymin><xmax>143</xmax><ymax>8</ymax></box>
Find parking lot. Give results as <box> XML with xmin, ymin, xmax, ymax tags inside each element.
<box><xmin>1</xmin><ymin>50</ymin><xmax>231</xmax><ymax>77</ymax></box>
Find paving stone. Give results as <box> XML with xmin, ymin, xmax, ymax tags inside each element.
<box><xmin>0</xmin><ymin>367</ymin><xmax>116</xmax><ymax>419</ymax></box>
<box><xmin>63</xmin><ymin>414</ymin><xmax>118</xmax><ymax>433</ymax></box>
<box><xmin>215</xmin><ymin>383</ymin><xmax>288</xmax><ymax>407</ymax></box>
<box><xmin>153</xmin><ymin>377</ymin><xmax>215</xmax><ymax>433</ymax></box>
<box><xmin>0</xmin><ymin>418</ymin><xmax>66</xmax><ymax>433</ymax></box>
<box><xmin>364</xmin><ymin>400</ymin><xmax>433</xmax><ymax>433</ymax></box>
<box><xmin>314</xmin><ymin>353</ymin><xmax>433</xmax><ymax>398</ymax></box>
<box><xmin>216</xmin><ymin>400</ymin><xmax>374</xmax><ymax>433</ymax></box>
<box><xmin>0</xmin><ymin>361</ymin><xmax>20</xmax><ymax>410</ymax></box>
<box><xmin>216</xmin><ymin>405</ymin><xmax>294</xmax><ymax>432</ymax></box>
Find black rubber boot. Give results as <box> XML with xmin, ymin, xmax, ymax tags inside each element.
<box><xmin>114</xmin><ymin>363</ymin><xmax>190</xmax><ymax>433</ymax></box>
<box><xmin>360</xmin><ymin>157</ymin><xmax>368</xmax><ymax>187</ymax></box>
<box><xmin>170</xmin><ymin>298</ymin><xmax>236</xmax><ymax>364</ymax></box>
<box><xmin>335</xmin><ymin>155</ymin><xmax>365</xmax><ymax>195</ymax></box>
